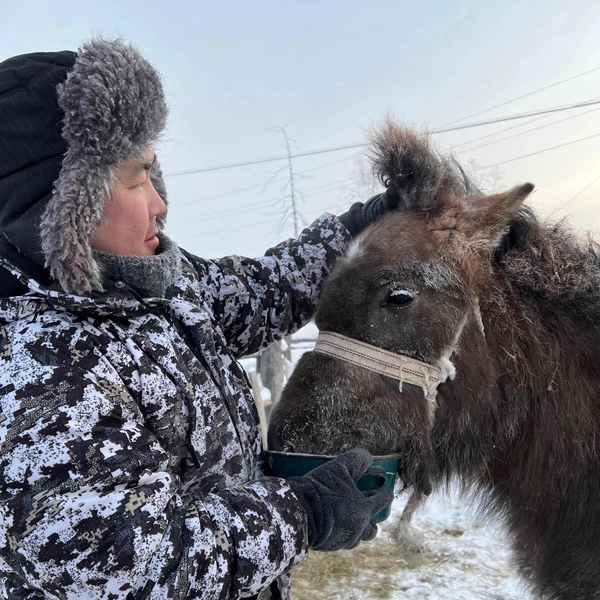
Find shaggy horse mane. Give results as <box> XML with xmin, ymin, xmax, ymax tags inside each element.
<box><xmin>499</xmin><ymin>208</ymin><xmax>600</xmax><ymax>324</ymax></box>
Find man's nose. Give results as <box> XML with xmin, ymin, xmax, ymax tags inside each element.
<box><xmin>149</xmin><ymin>181</ymin><xmax>167</xmax><ymax>218</ymax></box>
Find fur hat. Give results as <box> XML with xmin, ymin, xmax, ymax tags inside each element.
<box><xmin>40</xmin><ymin>38</ymin><xmax>169</xmax><ymax>295</ymax></box>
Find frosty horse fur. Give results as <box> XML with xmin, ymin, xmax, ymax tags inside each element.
<box><xmin>268</xmin><ymin>122</ymin><xmax>600</xmax><ymax>600</ymax></box>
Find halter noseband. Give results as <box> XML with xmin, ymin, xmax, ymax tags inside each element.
<box><xmin>313</xmin><ymin>331</ymin><xmax>443</xmax><ymax>424</ymax></box>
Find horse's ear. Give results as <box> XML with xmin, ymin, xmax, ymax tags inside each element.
<box><xmin>466</xmin><ymin>183</ymin><xmax>535</xmax><ymax>247</ymax></box>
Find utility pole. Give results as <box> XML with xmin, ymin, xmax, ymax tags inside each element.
<box><xmin>267</xmin><ymin>124</ymin><xmax>305</xmax><ymax>240</ymax></box>
<box><xmin>282</xmin><ymin>125</ymin><xmax>300</xmax><ymax>238</ymax></box>
<box><xmin>257</xmin><ymin>125</ymin><xmax>303</xmax><ymax>418</ymax></box>
<box><xmin>277</xmin><ymin>125</ymin><xmax>299</xmax><ymax>364</ymax></box>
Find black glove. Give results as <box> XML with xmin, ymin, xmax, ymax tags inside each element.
<box><xmin>338</xmin><ymin>186</ymin><xmax>401</xmax><ymax>236</ymax></box>
<box><xmin>287</xmin><ymin>448</ymin><xmax>394</xmax><ymax>552</ymax></box>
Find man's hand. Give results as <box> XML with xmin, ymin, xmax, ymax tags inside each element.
<box><xmin>287</xmin><ymin>448</ymin><xmax>393</xmax><ymax>552</ymax></box>
<box><xmin>338</xmin><ymin>187</ymin><xmax>400</xmax><ymax>236</ymax></box>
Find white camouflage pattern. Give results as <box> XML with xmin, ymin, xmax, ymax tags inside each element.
<box><xmin>0</xmin><ymin>214</ymin><xmax>350</xmax><ymax>599</ymax></box>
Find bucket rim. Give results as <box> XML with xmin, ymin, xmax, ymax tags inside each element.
<box><xmin>264</xmin><ymin>450</ymin><xmax>401</xmax><ymax>461</ymax></box>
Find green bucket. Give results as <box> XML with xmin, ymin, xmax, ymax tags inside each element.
<box><xmin>264</xmin><ymin>450</ymin><xmax>398</xmax><ymax>523</ymax></box>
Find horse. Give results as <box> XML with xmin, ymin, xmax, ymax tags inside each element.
<box><xmin>268</xmin><ymin>122</ymin><xmax>600</xmax><ymax>600</ymax></box>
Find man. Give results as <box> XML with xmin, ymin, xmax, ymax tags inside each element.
<box><xmin>0</xmin><ymin>38</ymin><xmax>399</xmax><ymax>599</ymax></box>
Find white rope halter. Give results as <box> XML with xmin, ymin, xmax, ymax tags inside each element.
<box><xmin>313</xmin><ymin>331</ymin><xmax>443</xmax><ymax>424</ymax></box>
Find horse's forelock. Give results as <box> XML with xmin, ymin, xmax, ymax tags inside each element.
<box><xmin>368</xmin><ymin>119</ymin><xmax>478</xmax><ymax>212</ymax></box>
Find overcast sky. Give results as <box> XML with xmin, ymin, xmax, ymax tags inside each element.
<box><xmin>2</xmin><ymin>0</ymin><xmax>600</xmax><ymax>258</ymax></box>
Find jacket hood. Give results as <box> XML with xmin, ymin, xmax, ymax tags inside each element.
<box><xmin>0</xmin><ymin>50</ymin><xmax>75</xmax><ymax>276</ymax></box>
<box><xmin>0</xmin><ymin>38</ymin><xmax>169</xmax><ymax>297</ymax></box>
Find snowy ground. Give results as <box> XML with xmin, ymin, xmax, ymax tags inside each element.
<box><xmin>246</xmin><ymin>324</ymin><xmax>535</xmax><ymax>599</ymax></box>
<box><xmin>291</xmin><ymin>488</ymin><xmax>533</xmax><ymax>600</ymax></box>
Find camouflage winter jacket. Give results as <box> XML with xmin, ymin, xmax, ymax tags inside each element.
<box><xmin>0</xmin><ymin>214</ymin><xmax>350</xmax><ymax>599</ymax></box>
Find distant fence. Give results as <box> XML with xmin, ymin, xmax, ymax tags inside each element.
<box><xmin>244</xmin><ymin>338</ymin><xmax>318</xmax><ymax>362</ymax></box>
<box><xmin>242</xmin><ymin>337</ymin><xmax>317</xmax><ymax>445</ymax></box>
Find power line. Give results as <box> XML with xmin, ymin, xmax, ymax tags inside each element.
<box><xmin>479</xmin><ymin>132</ymin><xmax>600</xmax><ymax>169</ymax></box>
<box><xmin>164</xmin><ymin>99</ymin><xmax>600</xmax><ymax>177</ymax></box>
<box><xmin>440</xmin><ymin>65</ymin><xmax>600</xmax><ymax>127</ymax></box>
<box><xmin>303</xmin><ymin>180</ymin><xmax>352</xmax><ymax>198</ymax></box>
<box><xmin>168</xmin><ymin>177</ymin><xmax>353</xmax><ymax>228</ymax></box>
<box><xmin>165</xmin><ymin>142</ymin><xmax>364</xmax><ymax>178</ymax></box>
<box><xmin>165</xmin><ymin>66</ymin><xmax>600</xmax><ymax>181</ymax></box>
<box><xmin>175</xmin><ymin>217</ymin><xmax>280</xmax><ymax>241</ymax></box>
<box><xmin>174</xmin><ymin>104</ymin><xmax>598</xmax><ymax>214</ymax></box>
<box><xmin>175</xmin><ymin>164</ymin><xmax>600</xmax><ymax>240</ymax></box>
<box><xmin>449</xmin><ymin>111</ymin><xmax>556</xmax><ymax>148</ymax></box>
<box><xmin>172</xmin><ymin>155</ymin><xmax>355</xmax><ymax>208</ymax></box>
<box><xmin>462</xmin><ymin>104</ymin><xmax>600</xmax><ymax>152</ymax></box>
<box><xmin>433</xmin><ymin>99</ymin><xmax>600</xmax><ymax>134</ymax></box>
<box><xmin>175</xmin><ymin>180</ymin><xmax>280</xmax><ymax>208</ymax></box>
<box><xmin>168</xmin><ymin>197</ymin><xmax>276</xmax><ymax>228</ymax></box>
<box><xmin>556</xmin><ymin>172</ymin><xmax>600</xmax><ymax>212</ymax></box>
<box><xmin>172</xmin><ymin>133</ymin><xmax>600</xmax><ymax>240</ymax></box>
<box><xmin>449</xmin><ymin>96</ymin><xmax>597</xmax><ymax>154</ymax></box>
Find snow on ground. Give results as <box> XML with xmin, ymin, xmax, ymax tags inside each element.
<box><xmin>292</xmin><ymin>488</ymin><xmax>533</xmax><ymax>600</ymax></box>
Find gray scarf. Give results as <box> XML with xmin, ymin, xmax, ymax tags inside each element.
<box><xmin>93</xmin><ymin>235</ymin><xmax>182</xmax><ymax>299</ymax></box>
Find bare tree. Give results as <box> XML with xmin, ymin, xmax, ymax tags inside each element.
<box><xmin>344</xmin><ymin>153</ymin><xmax>384</xmax><ymax>206</ymax></box>
<box><xmin>256</xmin><ymin>344</ymin><xmax>285</xmax><ymax>420</ymax></box>
<box><xmin>267</xmin><ymin>125</ymin><xmax>310</xmax><ymax>237</ymax></box>
<box><xmin>464</xmin><ymin>158</ymin><xmax>505</xmax><ymax>194</ymax></box>
<box><xmin>257</xmin><ymin>126</ymin><xmax>306</xmax><ymax>418</ymax></box>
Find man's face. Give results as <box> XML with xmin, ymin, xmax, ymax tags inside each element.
<box><xmin>91</xmin><ymin>150</ymin><xmax>166</xmax><ymax>256</ymax></box>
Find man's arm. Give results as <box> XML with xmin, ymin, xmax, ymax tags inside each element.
<box><xmin>183</xmin><ymin>213</ymin><xmax>351</xmax><ymax>357</ymax></box>
<box><xmin>0</xmin><ymin>366</ymin><xmax>308</xmax><ymax>599</ymax></box>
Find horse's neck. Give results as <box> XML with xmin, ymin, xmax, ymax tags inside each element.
<box><xmin>446</xmin><ymin>291</ymin><xmax>600</xmax><ymax>471</ymax></box>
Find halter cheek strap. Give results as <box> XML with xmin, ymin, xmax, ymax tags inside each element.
<box><xmin>313</xmin><ymin>330</ymin><xmax>443</xmax><ymax>424</ymax></box>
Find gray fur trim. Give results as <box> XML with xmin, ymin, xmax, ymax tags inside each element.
<box><xmin>93</xmin><ymin>234</ymin><xmax>181</xmax><ymax>298</ymax></box>
<box><xmin>40</xmin><ymin>38</ymin><xmax>169</xmax><ymax>295</ymax></box>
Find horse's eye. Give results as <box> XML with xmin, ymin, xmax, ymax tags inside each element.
<box><xmin>380</xmin><ymin>288</ymin><xmax>417</xmax><ymax>308</ymax></box>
